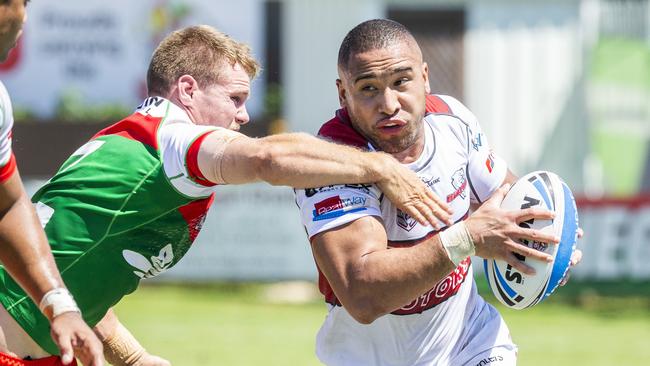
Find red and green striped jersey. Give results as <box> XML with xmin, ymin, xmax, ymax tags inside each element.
<box><xmin>0</xmin><ymin>97</ymin><xmax>225</xmax><ymax>354</ymax></box>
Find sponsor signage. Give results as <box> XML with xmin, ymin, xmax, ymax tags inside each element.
<box><xmin>570</xmin><ymin>196</ymin><xmax>650</xmax><ymax>280</ymax></box>
<box><xmin>0</xmin><ymin>0</ymin><xmax>264</xmax><ymax>118</ymax></box>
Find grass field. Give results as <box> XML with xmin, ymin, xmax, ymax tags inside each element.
<box><xmin>113</xmin><ymin>279</ymin><xmax>650</xmax><ymax>366</ymax></box>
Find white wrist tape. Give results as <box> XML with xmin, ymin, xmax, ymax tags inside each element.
<box><xmin>439</xmin><ymin>221</ymin><xmax>475</xmax><ymax>266</ymax></box>
<box><xmin>38</xmin><ymin>288</ymin><xmax>81</xmax><ymax>320</ymax></box>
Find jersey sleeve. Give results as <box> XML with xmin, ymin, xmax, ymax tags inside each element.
<box><xmin>0</xmin><ymin>82</ymin><xmax>16</xmax><ymax>183</ymax></box>
<box><xmin>158</xmin><ymin>120</ymin><xmax>226</xmax><ymax>198</ymax></box>
<box><xmin>438</xmin><ymin>95</ymin><xmax>507</xmax><ymax>204</ymax></box>
<box><xmin>295</xmin><ymin>184</ymin><xmax>383</xmax><ymax>239</ymax></box>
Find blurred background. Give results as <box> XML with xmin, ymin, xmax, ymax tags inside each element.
<box><xmin>3</xmin><ymin>0</ymin><xmax>649</xmax><ymax>365</ymax></box>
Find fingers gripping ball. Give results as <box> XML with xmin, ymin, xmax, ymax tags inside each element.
<box><xmin>484</xmin><ymin>171</ymin><xmax>579</xmax><ymax>309</ymax></box>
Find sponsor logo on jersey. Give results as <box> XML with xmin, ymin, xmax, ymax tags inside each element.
<box><xmin>395</xmin><ymin>257</ymin><xmax>471</xmax><ymax>315</ymax></box>
<box><xmin>471</xmin><ymin>132</ymin><xmax>483</xmax><ymax>151</ymax></box>
<box><xmin>485</xmin><ymin>151</ymin><xmax>495</xmax><ymax>173</ymax></box>
<box><xmin>447</xmin><ymin>167</ymin><xmax>467</xmax><ymax>203</ymax></box>
<box><xmin>312</xmin><ymin>195</ymin><xmax>367</xmax><ymax>221</ymax></box>
<box><xmin>135</xmin><ymin>96</ymin><xmax>165</xmax><ymax>116</ymax></box>
<box><xmin>421</xmin><ymin>175</ymin><xmax>440</xmax><ymax>189</ymax></box>
<box><xmin>475</xmin><ymin>356</ymin><xmax>504</xmax><ymax>366</ymax></box>
<box><xmin>123</xmin><ymin>244</ymin><xmax>174</xmax><ymax>279</ymax></box>
<box><xmin>396</xmin><ymin>209</ymin><xmax>418</xmax><ymax>232</ymax></box>
<box><xmin>304</xmin><ymin>184</ymin><xmax>372</xmax><ymax>198</ymax></box>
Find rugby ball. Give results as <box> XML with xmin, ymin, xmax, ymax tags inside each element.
<box><xmin>484</xmin><ymin>171</ymin><xmax>579</xmax><ymax>309</ymax></box>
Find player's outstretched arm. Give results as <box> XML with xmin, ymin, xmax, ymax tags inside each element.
<box><xmin>95</xmin><ymin>308</ymin><xmax>171</xmax><ymax>366</ymax></box>
<box><xmin>197</xmin><ymin>131</ymin><xmax>452</xmax><ymax>227</ymax></box>
<box><xmin>0</xmin><ymin>171</ymin><xmax>103</xmax><ymax>365</ymax></box>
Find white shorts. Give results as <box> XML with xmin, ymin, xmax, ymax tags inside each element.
<box><xmin>449</xmin><ymin>301</ymin><xmax>517</xmax><ymax>366</ymax></box>
<box><xmin>456</xmin><ymin>346</ymin><xmax>517</xmax><ymax>366</ymax></box>
<box><xmin>316</xmin><ymin>298</ymin><xmax>517</xmax><ymax>366</ymax></box>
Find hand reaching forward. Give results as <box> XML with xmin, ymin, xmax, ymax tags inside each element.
<box><xmin>465</xmin><ymin>184</ymin><xmax>560</xmax><ymax>275</ymax></box>
<box><xmin>375</xmin><ymin>154</ymin><xmax>453</xmax><ymax>229</ymax></box>
<box><xmin>50</xmin><ymin>311</ymin><xmax>104</xmax><ymax>366</ymax></box>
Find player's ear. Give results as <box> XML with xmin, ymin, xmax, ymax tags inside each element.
<box><xmin>336</xmin><ymin>79</ymin><xmax>347</xmax><ymax>108</ymax></box>
<box><xmin>177</xmin><ymin>74</ymin><xmax>198</xmax><ymax>106</ymax></box>
<box><xmin>422</xmin><ymin>62</ymin><xmax>431</xmax><ymax>94</ymax></box>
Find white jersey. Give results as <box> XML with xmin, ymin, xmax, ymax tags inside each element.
<box><xmin>136</xmin><ymin>96</ymin><xmax>224</xmax><ymax>197</ymax></box>
<box><xmin>0</xmin><ymin>81</ymin><xmax>16</xmax><ymax>182</ymax></box>
<box><xmin>295</xmin><ymin>95</ymin><xmax>516</xmax><ymax>365</ymax></box>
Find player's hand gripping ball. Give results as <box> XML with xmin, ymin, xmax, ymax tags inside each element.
<box><xmin>484</xmin><ymin>171</ymin><xmax>579</xmax><ymax>309</ymax></box>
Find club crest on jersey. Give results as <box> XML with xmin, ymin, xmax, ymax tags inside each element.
<box><xmin>312</xmin><ymin>195</ymin><xmax>367</xmax><ymax>221</ymax></box>
<box><xmin>123</xmin><ymin>244</ymin><xmax>174</xmax><ymax>279</ymax></box>
<box><xmin>396</xmin><ymin>209</ymin><xmax>418</xmax><ymax>232</ymax></box>
<box><xmin>447</xmin><ymin>167</ymin><xmax>467</xmax><ymax>203</ymax></box>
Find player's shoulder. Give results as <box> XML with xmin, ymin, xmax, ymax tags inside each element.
<box><xmin>0</xmin><ymin>81</ymin><xmax>12</xmax><ymax>132</ymax></box>
<box><xmin>318</xmin><ymin>109</ymin><xmax>369</xmax><ymax>149</ymax></box>
<box><xmin>425</xmin><ymin>94</ymin><xmax>454</xmax><ymax>114</ymax></box>
<box><xmin>426</xmin><ymin>94</ymin><xmax>479</xmax><ymax>129</ymax></box>
<box><xmin>426</xmin><ymin>94</ymin><xmax>470</xmax><ymax>117</ymax></box>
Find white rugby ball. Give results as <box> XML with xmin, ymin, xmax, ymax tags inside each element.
<box><xmin>484</xmin><ymin>171</ymin><xmax>579</xmax><ymax>309</ymax></box>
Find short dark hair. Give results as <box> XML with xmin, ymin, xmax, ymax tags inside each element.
<box><xmin>337</xmin><ymin>19</ymin><xmax>417</xmax><ymax>70</ymax></box>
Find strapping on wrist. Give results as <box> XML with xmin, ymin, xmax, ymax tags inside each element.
<box><xmin>38</xmin><ymin>287</ymin><xmax>81</xmax><ymax>321</ymax></box>
<box><xmin>439</xmin><ymin>221</ymin><xmax>475</xmax><ymax>266</ymax></box>
<box><xmin>104</xmin><ymin>323</ymin><xmax>147</xmax><ymax>366</ymax></box>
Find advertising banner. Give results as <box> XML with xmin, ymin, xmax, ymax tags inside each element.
<box><xmin>0</xmin><ymin>0</ymin><xmax>265</xmax><ymax>118</ymax></box>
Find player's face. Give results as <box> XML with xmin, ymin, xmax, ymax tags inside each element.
<box><xmin>0</xmin><ymin>0</ymin><xmax>27</xmax><ymax>62</ymax></box>
<box><xmin>193</xmin><ymin>62</ymin><xmax>251</xmax><ymax>131</ymax></box>
<box><xmin>337</xmin><ymin>41</ymin><xmax>430</xmax><ymax>157</ymax></box>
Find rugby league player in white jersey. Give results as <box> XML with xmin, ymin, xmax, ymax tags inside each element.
<box><xmin>296</xmin><ymin>19</ymin><xmax>582</xmax><ymax>366</ymax></box>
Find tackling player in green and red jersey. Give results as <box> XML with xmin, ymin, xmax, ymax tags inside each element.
<box><xmin>0</xmin><ymin>25</ymin><xmax>452</xmax><ymax>366</ymax></box>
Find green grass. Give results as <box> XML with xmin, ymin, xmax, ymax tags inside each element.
<box><xmin>114</xmin><ymin>280</ymin><xmax>650</xmax><ymax>366</ymax></box>
<box><xmin>485</xmin><ymin>280</ymin><xmax>650</xmax><ymax>366</ymax></box>
<box><xmin>114</xmin><ymin>283</ymin><xmax>324</xmax><ymax>365</ymax></box>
